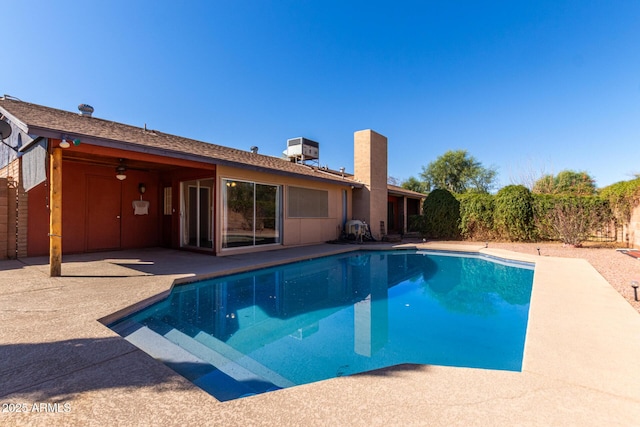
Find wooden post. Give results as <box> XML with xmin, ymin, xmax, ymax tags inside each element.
<box><xmin>49</xmin><ymin>147</ymin><xmax>62</xmax><ymax>277</ymax></box>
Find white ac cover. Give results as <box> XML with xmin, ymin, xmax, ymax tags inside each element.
<box><xmin>286</xmin><ymin>137</ymin><xmax>319</xmax><ymax>161</ymax></box>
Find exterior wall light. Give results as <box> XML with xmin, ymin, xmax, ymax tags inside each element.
<box><xmin>116</xmin><ymin>164</ymin><xmax>127</xmax><ymax>181</ymax></box>
<box><xmin>59</xmin><ymin>137</ymin><xmax>80</xmax><ymax>148</ymax></box>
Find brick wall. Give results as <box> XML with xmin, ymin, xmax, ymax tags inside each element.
<box><xmin>0</xmin><ymin>158</ymin><xmax>28</xmax><ymax>258</ymax></box>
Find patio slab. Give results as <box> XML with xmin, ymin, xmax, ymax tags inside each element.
<box><xmin>1</xmin><ymin>243</ymin><xmax>639</xmax><ymax>426</ymax></box>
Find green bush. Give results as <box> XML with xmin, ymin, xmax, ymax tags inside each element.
<box><xmin>408</xmin><ymin>214</ymin><xmax>423</xmax><ymax>233</ymax></box>
<box><xmin>494</xmin><ymin>185</ymin><xmax>534</xmax><ymax>241</ymax></box>
<box><xmin>420</xmin><ymin>189</ymin><xmax>461</xmax><ymax>239</ymax></box>
<box><xmin>457</xmin><ymin>193</ymin><xmax>495</xmax><ymax>240</ymax></box>
<box><xmin>532</xmin><ymin>194</ymin><xmax>556</xmax><ymax>241</ymax></box>
<box><xmin>411</xmin><ymin>182</ymin><xmax>622</xmax><ymax>244</ymax></box>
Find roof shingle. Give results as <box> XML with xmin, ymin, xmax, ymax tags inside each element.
<box><xmin>0</xmin><ymin>98</ymin><xmax>357</xmax><ymax>185</ymax></box>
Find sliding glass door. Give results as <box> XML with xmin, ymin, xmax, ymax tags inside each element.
<box><xmin>181</xmin><ymin>179</ymin><xmax>214</xmax><ymax>249</ymax></box>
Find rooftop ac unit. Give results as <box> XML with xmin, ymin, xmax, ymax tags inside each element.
<box><xmin>285</xmin><ymin>137</ymin><xmax>319</xmax><ymax>164</ymax></box>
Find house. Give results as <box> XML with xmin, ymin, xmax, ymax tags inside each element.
<box><xmin>387</xmin><ymin>184</ymin><xmax>424</xmax><ymax>235</ymax></box>
<box><xmin>0</xmin><ymin>97</ymin><xmax>424</xmax><ymax>272</ymax></box>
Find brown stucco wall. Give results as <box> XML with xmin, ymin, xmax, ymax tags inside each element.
<box><xmin>215</xmin><ymin>165</ymin><xmax>351</xmax><ymax>255</ymax></box>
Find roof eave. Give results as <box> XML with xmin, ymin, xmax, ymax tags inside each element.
<box><xmin>387</xmin><ymin>188</ymin><xmax>426</xmax><ymax>198</ymax></box>
<box><xmin>25</xmin><ymin>125</ymin><xmax>361</xmax><ymax>187</ymax></box>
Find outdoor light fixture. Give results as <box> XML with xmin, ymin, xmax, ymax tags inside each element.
<box><xmin>632</xmin><ymin>280</ymin><xmax>639</xmax><ymax>302</ymax></box>
<box><xmin>115</xmin><ymin>166</ymin><xmax>127</xmax><ymax>181</ymax></box>
<box><xmin>59</xmin><ymin>136</ymin><xmax>81</xmax><ymax>149</ymax></box>
<box><xmin>115</xmin><ymin>159</ymin><xmax>127</xmax><ymax>181</ymax></box>
<box><xmin>537</xmin><ymin>247</ymin><xmax>541</xmax><ymax>256</ymax></box>
<box><xmin>138</xmin><ymin>183</ymin><xmax>146</xmax><ymax>194</ymax></box>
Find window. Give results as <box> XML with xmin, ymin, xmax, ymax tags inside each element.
<box><xmin>222</xmin><ymin>179</ymin><xmax>281</xmax><ymax>248</ymax></box>
<box><xmin>288</xmin><ymin>186</ymin><xmax>328</xmax><ymax>218</ymax></box>
<box><xmin>163</xmin><ymin>187</ymin><xmax>172</xmax><ymax>215</ymax></box>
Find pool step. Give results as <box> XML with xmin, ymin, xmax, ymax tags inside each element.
<box><xmin>112</xmin><ymin>318</ymin><xmax>217</xmax><ymax>380</ymax></box>
<box><xmin>112</xmin><ymin>318</ymin><xmax>282</xmax><ymax>401</ymax></box>
<box><xmin>146</xmin><ymin>315</ymin><xmax>295</xmax><ymax>389</ymax></box>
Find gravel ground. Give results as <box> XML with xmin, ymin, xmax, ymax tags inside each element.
<box><xmin>444</xmin><ymin>240</ymin><xmax>640</xmax><ymax>313</ymax></box>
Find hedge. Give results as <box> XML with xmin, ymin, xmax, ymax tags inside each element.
<box><xmin>416</xmin><ymin>186</ymin><xmax>617</xmax><ymax>245</ymax></box>
<box><xmin>419</xmin><ymin>189</ymin><xmax>461</xmax><ymax>239</ymax></box>
<box><xmin>457</xmin><ymin>193</ymin><xmax>495</xmax><ymax>240</ymax></box>
<box><xmin>493</xmin><ymin>185</ymin><xmax>535</xmax><ymax>241</ymax></box>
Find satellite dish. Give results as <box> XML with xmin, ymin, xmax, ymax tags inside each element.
<box><xmin>0</xmin><ymin>120</ymin><xmax>11</xmax><ymax>139</ymax></box>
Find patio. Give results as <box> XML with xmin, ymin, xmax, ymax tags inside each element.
<box><xmin>1</xmin><ymin>243</ymin><xmax>639</xmax><ymax>426</ymax></box>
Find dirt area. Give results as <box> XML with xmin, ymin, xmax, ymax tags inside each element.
<box><xmin>436</xmin><ymin>240</ymin><xmax>640</xmax><ymax>313</ymax></box>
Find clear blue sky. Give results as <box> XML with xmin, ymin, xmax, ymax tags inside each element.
<box><xmin>2</xmin><ymin>0</ymin><xmax>639</xmax><ymax>189</ymax></box>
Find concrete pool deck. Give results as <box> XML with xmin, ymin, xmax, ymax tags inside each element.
<box><xmin>1</xmin><ymin>243</ymin><xmax>639</xmax><ymax>426</ymax></box>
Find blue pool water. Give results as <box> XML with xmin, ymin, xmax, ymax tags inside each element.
<box><xmin>109</xmin><ymin>250</ymin><xmax>534</xmax><ymax>401</ymax></box>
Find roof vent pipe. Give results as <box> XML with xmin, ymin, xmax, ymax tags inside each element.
<box><xmin>250</xmin><ymin>146</ymin><xmax>258</xmax><ymax>154</ymax></box>
<box><xmin>78</xmin><ymin>104</ymin><xmax>94</xmax><ymax>117</ymax></box>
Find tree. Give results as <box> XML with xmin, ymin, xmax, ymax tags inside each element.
<box><xmin>401</xmin><ymin>176</ymin><xmax>428</xmax><ymax>194</ymax></box>
<box><xmin>532</xmin><ymin>174</ymin><xmax>556</xmax><ymax>194</ymax></box>
<box><xmin>532</xmin><ymin>170</ymin><xmax>596</xmax><ymax>196</ymax></box>
<box><xmin>507</xmin><ymin>158</ymin><xmax>553</xmax><ymax>190</ymax></box>
<box><xmin>420</xmin><ymin>150</ymin><xmax>497</xmax><ymax>194</ymax></box>
<box><xmin>387</xmin><ymin>176</ymin><xmax>401</xmax><ymax>186</ymax></box>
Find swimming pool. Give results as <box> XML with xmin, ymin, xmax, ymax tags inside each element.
<box><xmin>109</xmin><ymin>250</ymin><xmax>534</xmax><ymax>401</ymax></box>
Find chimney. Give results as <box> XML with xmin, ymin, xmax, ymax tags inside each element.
<box><xmin>352</xmin><ymin>130</ymin><xmax>388</xmax><ymax>240</ymax></box>
<box><xmin>78</xmin><ymin>104</ymin><xmax>94</xmax><ymax>117</ymax></box>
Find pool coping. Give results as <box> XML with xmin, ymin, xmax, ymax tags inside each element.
<box><xmin>2</xmin><ymin>242</ymin><xmax>640</xmax><ymax>426</ymax></box>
